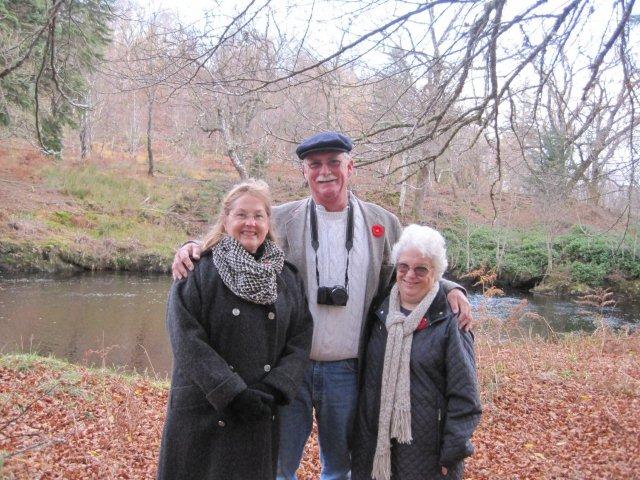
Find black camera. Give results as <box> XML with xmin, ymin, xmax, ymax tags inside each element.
<box><xmin>317</xmin><ymin>286</ymin><xmax>349</xmax><ymax>306</ymax></box>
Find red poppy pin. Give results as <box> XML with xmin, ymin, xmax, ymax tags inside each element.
<box><xmin>416</xmin><ymin>317</ymin><xmax>429</xmax><ymax>332</ymax></box>
<box><xmin>371</xmin><ymin>224</ymin><xmax>384</xmax><ymax>238</ymax></box>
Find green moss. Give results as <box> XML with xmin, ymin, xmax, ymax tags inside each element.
<box><xmin>49</xmin><ymin>210</ymin><xmax>74</xmax><ymax>227</ymax></box>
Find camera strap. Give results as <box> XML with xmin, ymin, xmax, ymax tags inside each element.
<box><xmin>310</xmin><ymin>197</ymin><xmax>354</xmax><ymax>290</ymax></box>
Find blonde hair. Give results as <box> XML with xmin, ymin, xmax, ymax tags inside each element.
<box><xmin>202</xmin><ymin>179</ymin><xmax>277</xmax><ymax>251</ymax></box>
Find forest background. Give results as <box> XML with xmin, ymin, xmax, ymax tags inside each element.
<box><xmin>1</xmin><ymin>0</ymin><xmax>640</xmax><ymax>296</ymax></box>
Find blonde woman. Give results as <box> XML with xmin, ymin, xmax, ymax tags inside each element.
<box><xmin>157</xmin><ymin>180</ymin><xmax>313</xmax><ymax>480</ymax></box>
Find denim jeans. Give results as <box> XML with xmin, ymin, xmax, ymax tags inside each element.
<box><xmin>277</xmin><ymin>359</ymin><xmax>359</xmax><ymax>480</ymax></box>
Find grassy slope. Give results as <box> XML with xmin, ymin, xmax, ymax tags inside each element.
<box><xmin>1</xmin><ymin>142</ymin><xmax>639</xmax><ymax>294</ymax></box>
<box><xmin>1</xmin><ymin>326</ymin><xmax>639</xmax><ymax>479</ymax></box>
<box><xmin>1</xmin><ymin>145</ymin><xmax>222</xmax><ymax>273</ymax></box>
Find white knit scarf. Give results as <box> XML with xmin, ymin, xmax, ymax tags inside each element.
<box><xmin>371</xmin><ymin>282</ymin><xmax>440</xmax><ymax>480</ymax></box>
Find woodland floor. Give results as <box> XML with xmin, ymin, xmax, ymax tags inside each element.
<box><xmin>1</xmin><ymin>326</ymin><xmax>639</xmax><ymax>479</ymax></box>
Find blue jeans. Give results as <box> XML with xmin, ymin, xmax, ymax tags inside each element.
<box><xmin>277</xmin><ymin>359</ymin><xmax>359</xmax><ymax>480</ymax></box>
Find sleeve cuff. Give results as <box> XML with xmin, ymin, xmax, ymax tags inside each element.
<box><xmin>180</xmin><ymin>240</ymin><xmax>202</xmax><ymax>248</ymax></box>
<box><xmin>440</xmin><ymin>278</ymin><xmax>467</xmax><ymax>296</ymax></box>
<box><xmin>440</xmin><ymin>440</ymin><xmax>474</xmax><ymax>467</ymax></box>
<box><xmin>205</xmin><ymin>373</ymin><xmax>247</xmax><ymax>411</ymax></box>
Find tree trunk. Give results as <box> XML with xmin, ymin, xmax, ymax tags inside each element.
<box><xmin>398</xmin><ymin>154</ymin><xmax>409</xmax><ymax>217</ymax></box>
<box><xmin>146</xmin><ymin>93</ymin><xmax>154</xmax><ymax>176</ymax></box>
<box><xmin>130</xmin><ymin>93</ymin><xmax>138</xmax><ymax>155</ymax></box>
<box><xmin>410</xmin><ymin>162</ymin><xmax>430</xmax><ymax>222</ymax></box>
<box><xmin>545</xmin><ymin>230</ymin><xmax>554</xmax><ymax>275</ymax></box>
<box><xmin>218</xmin><ymin>108</ymin><xmax>248</xmax><ymax>180</ymax></box>
<box><xmin>79</xmin><ymin>107</ymin><xmax>91</xmax><ymax>160</ymax></box>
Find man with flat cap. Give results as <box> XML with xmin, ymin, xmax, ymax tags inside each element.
<box><xmin>171</xmin><ymin>131</ymin><xmax>472</xmax><ymax>480</ymax></box>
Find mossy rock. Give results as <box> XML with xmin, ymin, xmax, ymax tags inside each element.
<box><xmin>532</xmin><ymin>270</ymin><xmax>572</xmax><ymax>295</ymax></box>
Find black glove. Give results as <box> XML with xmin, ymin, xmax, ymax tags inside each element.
<box><xmin>227</xmin><ymin>388</ymin><xmax>274</xmax><ymax>423</ymax></box>
<box><xmin>251</xmin><ymin>382</ymin><xmax>287</xmax><ymax>405</ymax></box>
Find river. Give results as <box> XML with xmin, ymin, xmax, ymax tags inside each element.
<box><xmin>0</xmin><ymin>273</ymin><xmax>638</xmax><ymax>377</ymax></box>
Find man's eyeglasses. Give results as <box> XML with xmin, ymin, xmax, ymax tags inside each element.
<box><xmin>304</xmin><ymin>159</ymin><xmax>343</xmax><ymax>170</ymax></box>
<box><xmin>396</xmin><ymin>263</ymin><xmax>430</xmax><ymax>278</ymax></box>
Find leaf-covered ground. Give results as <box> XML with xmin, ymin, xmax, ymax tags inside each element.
<box><xmin>1</xmin><ymin>332</ymin><xmax>638</xmax><ymax>479</ymax></box>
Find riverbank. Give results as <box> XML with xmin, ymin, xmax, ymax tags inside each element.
<box><xmin>1</xmin><ymin>144</ymin><xmax>639</xmax><ymax>296</ymax></box>
<box><xmin>1</xmin><ymin>329</ymin><xmax>638</xmax><ymax>479</ymax></box>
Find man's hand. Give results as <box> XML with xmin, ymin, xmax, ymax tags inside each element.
<box><xmin>446</xmin><ymin>288</ymin><xmax>473</xmax><ymax>331</ymax></box>
<box><xmin>171</xmin><ymin>242</ymin><xmax>202</xmax><ymax>280</ymax></box>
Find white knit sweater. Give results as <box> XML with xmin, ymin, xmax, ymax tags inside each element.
<box><xmin>305</xmin><ymin>201</ymin><xmax>370</xmax><ymax>361</ymax></box>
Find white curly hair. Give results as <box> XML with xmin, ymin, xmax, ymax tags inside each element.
<box><xmin>391</xmin><ymin>224</ymin><xmax>448</xmax><ymax>280</ymax></box>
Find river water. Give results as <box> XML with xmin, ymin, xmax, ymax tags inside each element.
<box><xmin>0</xmin><ymin>273</ymin><xmax>638</xmax><ymax>377</ymax></box>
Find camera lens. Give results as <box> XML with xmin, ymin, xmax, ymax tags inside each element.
<box><xmin>330</xmin><ymin>287</ymin><xmax>348</xmax><ymax>306</ymax></box>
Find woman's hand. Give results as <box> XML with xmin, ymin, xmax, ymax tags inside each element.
<box><xmin>227</xmin><ymin>388</ymin><xmax>274</xmax><ymax>423</ymax></box>
<box><xmin>172</xmin><ymin>242</ymin><xmax>202</xmax><ymax>280</ymax></box>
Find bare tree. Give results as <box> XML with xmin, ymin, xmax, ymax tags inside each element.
<box><xmin>157</xmin><ymin>1</ymin><xmax>638</xmax><ymax>205</ymax></box>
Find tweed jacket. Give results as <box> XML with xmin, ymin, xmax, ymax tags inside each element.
<box><xmin>271</xmin><ymin>194</ymin><xmax>403</xmax><ymax>358</ymax></box>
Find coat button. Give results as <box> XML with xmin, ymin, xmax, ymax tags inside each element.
<box><xmin>229</xmin><ymin>365</ymin><xmax>234</xmax><ymax>371</ymax></box>
<box><xmin>264</xmin><ymin>364</ymin><xmax>271</xmax><ymax>372</ymax></box>
<box><xmin>232</xmin><ymin>308</ymin><xmax>240</xmax><ymax>316</ymax></box>
<box><xmin>218</xmin><ymin>420</ymin><xmax>226</xmax><ymax>427</ymax></box>
<box><xmin>268</xmin><ymin>312</ymin><xmax>275</xmax><ymax>320</ymax></box>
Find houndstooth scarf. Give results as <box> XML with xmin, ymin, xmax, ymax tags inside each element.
<box><xmin>371</xmin><ymin>281</ymin><xmax>440</xmax><ymax>480</ymax></box>
<box><xmin>211</xmin><ymin>235</ymin><xmax>285</xmax><ymax>305</ymax></box>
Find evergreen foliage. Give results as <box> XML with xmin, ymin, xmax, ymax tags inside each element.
<box><xmin>0</xmin><ymin>0</ymin><xmax>114</xmax><ymax>154</ymax></box>
<box><xmin>443</xmin><ymin>222</ymin><xmax>640</xmax><ymax>288</ymax></box>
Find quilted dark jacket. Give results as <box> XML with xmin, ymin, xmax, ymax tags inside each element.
<box><xmin>351</xmin><ymin>285</ymin><xmax>481</xmax><ymax>480</ymax></box>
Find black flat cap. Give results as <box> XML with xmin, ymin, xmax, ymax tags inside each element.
<box><xmin>296</xmin><ymin>131</ymin><xmax>354</xmax><ymax>159</ymax></box>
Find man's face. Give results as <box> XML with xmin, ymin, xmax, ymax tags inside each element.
<box><xmin>302</xmin><ymin>151</ymin><xmax>354</xmax><ymax>209</ymax></box>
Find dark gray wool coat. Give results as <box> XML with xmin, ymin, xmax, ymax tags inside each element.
<box><xmin>351</xmin><ymin>286</ymin><xmax>482</xmax><ymax>480</ymax></box>
<box><xmin>157</xmin><ymin>251</ymin><xmax>313</xmax><ymax>480</ymax></box>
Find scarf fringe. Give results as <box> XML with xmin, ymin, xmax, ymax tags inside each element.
<box><xmin>372</xmin><ymin>451</ymin><xmax>391</xmax><ymax>480</ymax></box>
<box><xmin>391</xmin><ymin>407</ymin><xmax>412</xmax><ymax>443</ymax></box>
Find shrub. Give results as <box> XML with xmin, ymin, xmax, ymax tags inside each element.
<box><xmin>570</xmin><ymin>261</ymin><xmax>608</xmax><ymax>285</ymax></box>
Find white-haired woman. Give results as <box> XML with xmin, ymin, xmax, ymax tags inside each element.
<box><xmin>352</xmin><ymin>224</ymin><xmax>482</xmax><ymax>480</ymax></box>
<box><xmin>157</xmin><ymin>180</ymin><xmax>313</xmax><ymax>480</ymax></box>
